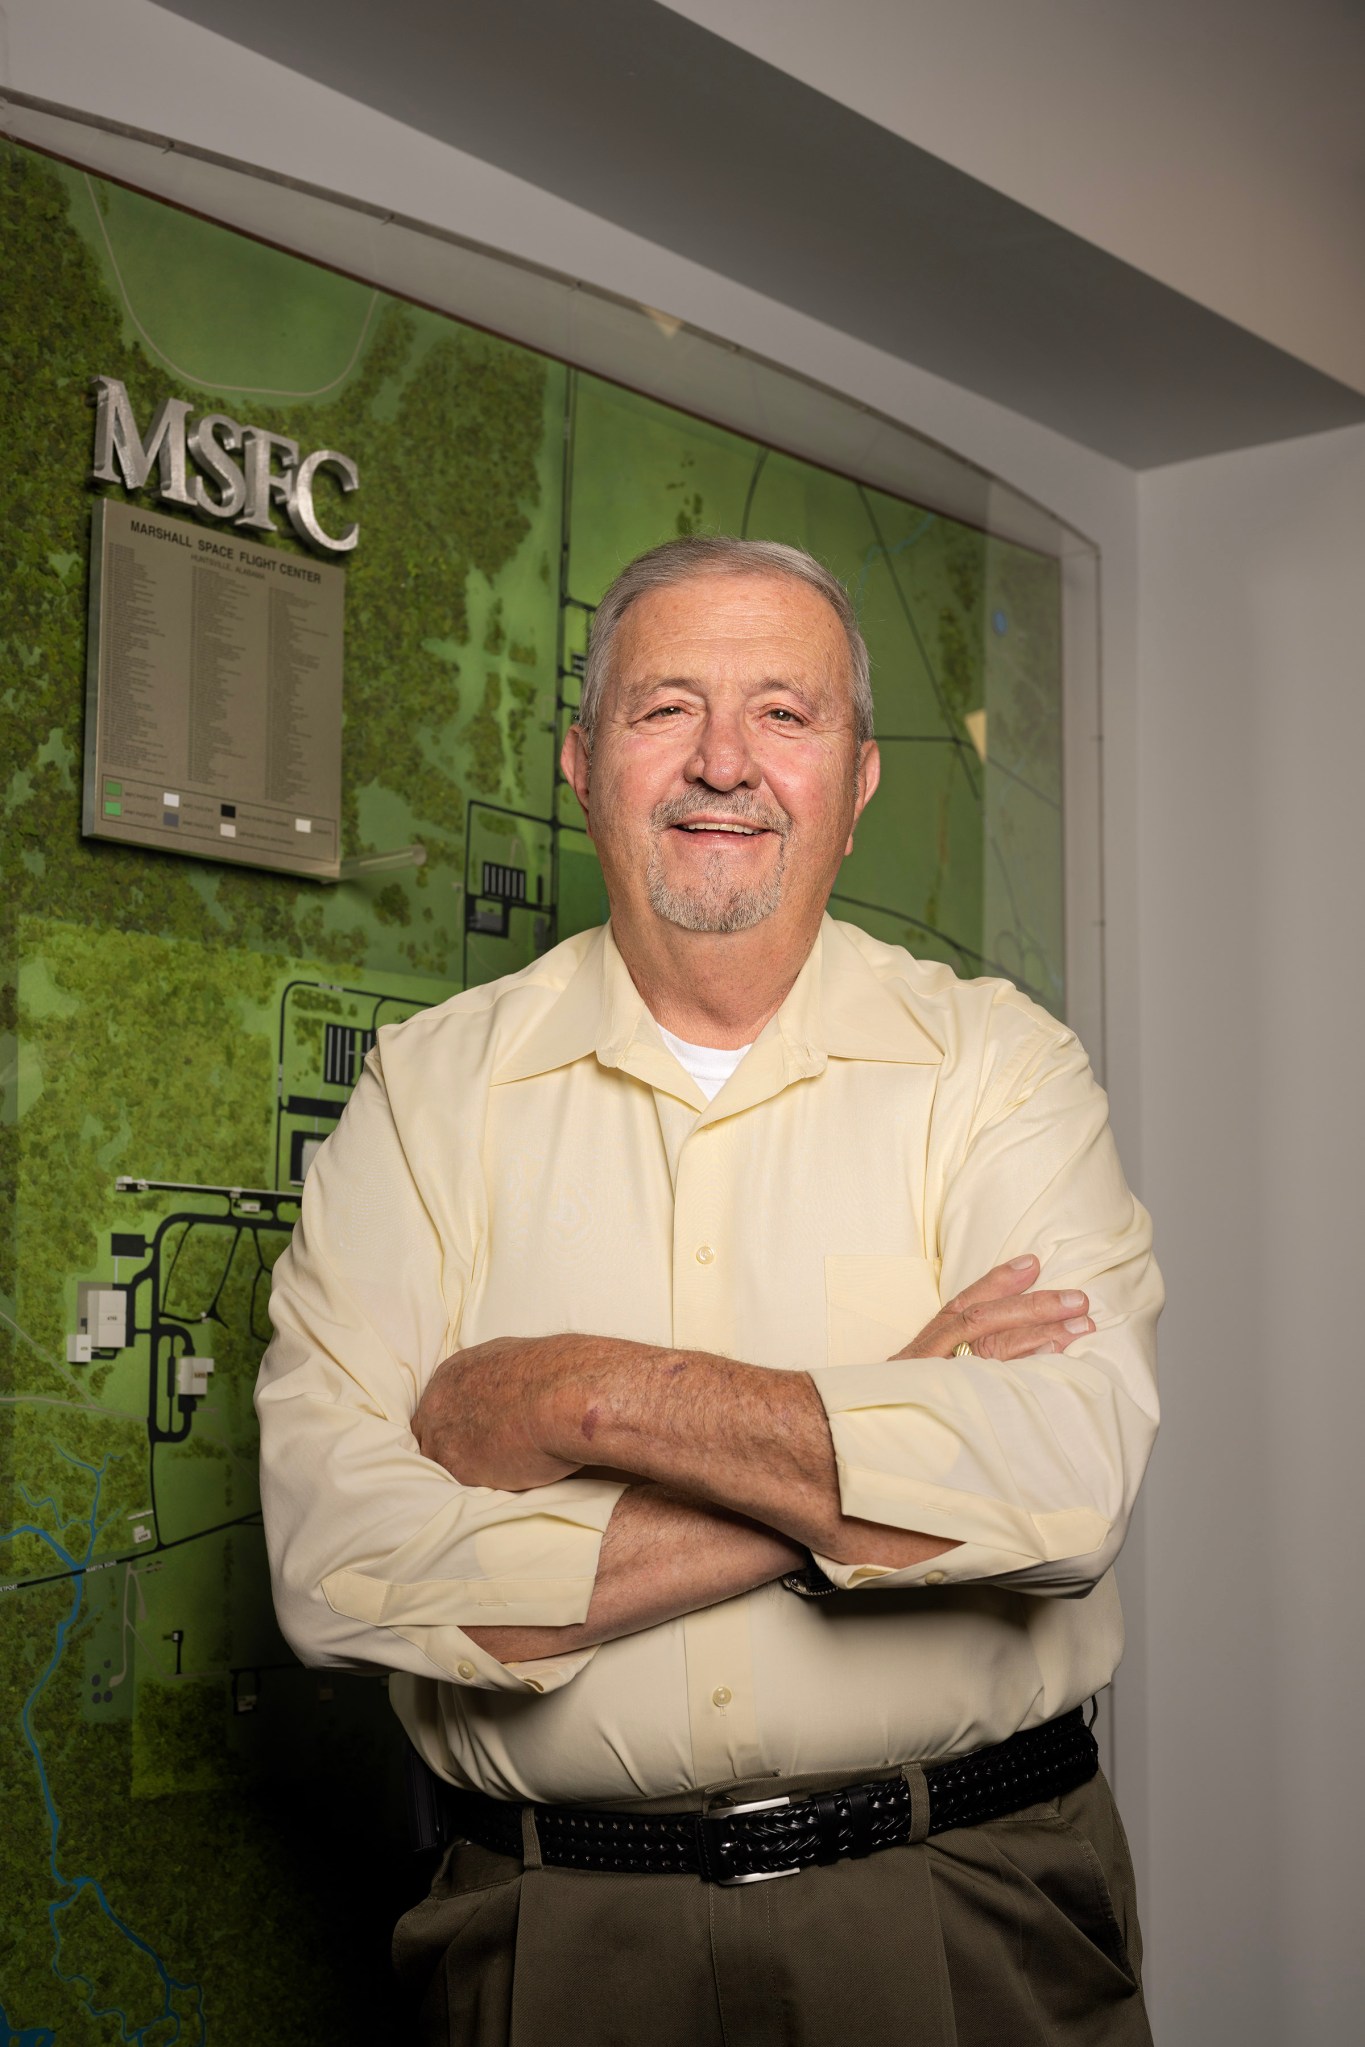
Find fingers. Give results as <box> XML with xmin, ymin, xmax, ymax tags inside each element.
<box><xmin>960</xmin><ymin>1317</ymin><xmax>1094</xmax><ymax>1362</ymax></box>
<box><xmin>943</xmin><ymin>1255</ymin><xmax>1041</xmax><ymax>1313</ymax></box>
<box><xmin>903</xmin><ymin>1305</ymin><xmax>1092</xmax><ymax>1362</ymax></box>
<box><xmin>956</xmin><ymin>1286</ymin><xmax>1090</xmax><ymax>1346</ymax></box>
<box><xmin>893</xmin><ymin>1254</ymin><xmax>1094</xmax><ymax>1360</ymax></box>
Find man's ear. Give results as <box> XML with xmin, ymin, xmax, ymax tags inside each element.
<box><xmin>845</xmin><ymin>740</ymin><xmax>881</xmax><ymax>853</ymax></box>
<box><xmin>561</xmin><ymin>723</ymin><xmax>593</xmax><ymax>831</ymax></box>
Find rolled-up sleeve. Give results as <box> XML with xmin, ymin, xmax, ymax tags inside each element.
<box><xmin>807</xmin><ymin>1016</ymin><xmax>1162</xmax><ymax>1596</ymax></box>
<box><xmin>255</xmin><ymin>1047</ymin><xmax>625</xmax><ymax>1694</ymax></box>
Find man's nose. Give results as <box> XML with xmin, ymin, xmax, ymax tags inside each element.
<box><xmin>684</xmin><ymin>708</ymin><xmax>761</xmax><ymax>791</ymax></box>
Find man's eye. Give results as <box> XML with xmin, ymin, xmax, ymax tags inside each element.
<box><xmin>766</xmin><ymin>707</ymin><xmax>802</xmax><ymax>724</ymax></box>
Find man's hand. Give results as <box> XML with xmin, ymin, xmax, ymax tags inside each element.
<box><xmin>893</xmin><ymin>1254</ymin><xmax>1092</xmax><ymax>1361</ymax></box>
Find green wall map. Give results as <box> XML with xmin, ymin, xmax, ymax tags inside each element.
<box><xmin>1</xmin><ymin>138</ymin><xmax>1063</xmax><ymax>2042</ymax></box>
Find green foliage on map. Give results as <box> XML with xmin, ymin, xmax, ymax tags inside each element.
<box><xmin>0</xmin><ymin>136</ymin><xmax>1062</xmax><ymax>2041</ymax></box>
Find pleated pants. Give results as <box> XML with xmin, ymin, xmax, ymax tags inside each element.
<box><xmin>392</xmin><ymin>1763</ymin><xmax>1152</xmax><ymax>2046</ymax></box>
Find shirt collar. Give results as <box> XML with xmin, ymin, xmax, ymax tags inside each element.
<box><xmin>816</xmin><ymin>916</ymin><xmax>943</xmax><ymax>1065</ymax></box>
<box><xmin>491</xmin><ymin>914</ymin><xmax>943</xmax><ymax>1096</ymax></box>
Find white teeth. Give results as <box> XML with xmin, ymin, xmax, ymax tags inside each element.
<box><xmin>679</xmin><ymin>823</ymin><xmax>758</xmax><ymax>835</ymax></box>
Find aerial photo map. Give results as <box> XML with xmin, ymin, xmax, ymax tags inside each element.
<box><xmin>0</xmin><ymin>135</ymin><xmax>1064</xmax><ymax>2042</ymax></box>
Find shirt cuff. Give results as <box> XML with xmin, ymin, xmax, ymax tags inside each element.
<box><xmin>810</xmin><ymin>1540</ymin><xmax>1046</xmax><ymax>1592</ymax></box>
<box><xmin>396</xmin><ymin>1619</ymin><xmax>598</xmax><ymax>1694</ymax></box>
<box><xmin>808</xmin><ymin>1361</ymin><xmax>1110</xmax><ymax>1569</ymax></box>
<box><xmin>319</xmin><ymin>1476</ymin><xmax>627</xmax><ymax>1691</ymax></box>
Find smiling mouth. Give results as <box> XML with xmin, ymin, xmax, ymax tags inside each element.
<box><xmin>673</xmin><ymin>821</ymin><xmax>766</xmax><ymax>837</ymax></box>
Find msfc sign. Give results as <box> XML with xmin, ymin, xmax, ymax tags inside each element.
<box><xmin>90</xmin><ymin>374</ymin><xmax>360</xmax><ymax>556</ymax></box>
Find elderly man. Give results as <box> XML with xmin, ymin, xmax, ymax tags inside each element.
<box><xmin>257</xmin><ymin>535</ymin><xmax>1160</xmax><ymax>2046</ymax></box>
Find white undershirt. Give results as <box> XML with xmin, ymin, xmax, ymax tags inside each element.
<box><xmin>656</xmin><ymin>1024</ymin><xmax>753</xmax><ymax>1103</ymax></box>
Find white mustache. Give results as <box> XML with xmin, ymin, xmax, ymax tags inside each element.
<box><xmin>651</xmin><ymin>796</ymin><xmax>790</xmax><ymax>836</ymax></box>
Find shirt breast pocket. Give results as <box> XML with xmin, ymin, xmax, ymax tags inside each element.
<box><xmin>824</xmin><ymin>1253</ymin><xmax>941</xmax><ymax>1369</ymax></box>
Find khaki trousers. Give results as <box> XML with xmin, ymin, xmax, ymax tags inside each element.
<box><xmin>393</xmin><ymin>1764</ymin><xmax>1151</xmax><ymax>2046</ymax></box>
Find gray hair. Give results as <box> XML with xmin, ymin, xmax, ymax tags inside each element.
<box><xmin>577</xmin><ymin>536</ymin><xmax>874</xmax><ymax>748</ymax></box>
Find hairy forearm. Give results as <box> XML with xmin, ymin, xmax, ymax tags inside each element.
<box><xmin>463</xmin><ymin>1481</ymin><xmax>803</xmax><ymax>1665</ymax></box>
<box><xmin>415</xmin><ymin>1262</ymin><xmax>1089</xmax><ymax>1578</ymax></box>
<box><xmin>545</xmin><ymin>1339</ymin><xmax>958</xmax><ymax>1570</ymax></box>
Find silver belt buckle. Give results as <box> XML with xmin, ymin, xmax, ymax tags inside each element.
<box><xmin>710</xmin><ymin>1793</ymin><xmax>800</xmax><ymax>1886</ymax></box>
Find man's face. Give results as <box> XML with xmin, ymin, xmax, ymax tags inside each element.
<box><xmin>562</xmin><ymin>573</ymin><xmax>879</xmax><ymax>945</ymax></box>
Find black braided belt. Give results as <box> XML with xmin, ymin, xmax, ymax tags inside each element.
<box><xmin>445</xmin><ymin>1706</ymin><xmax>1097</xmax><ymax>1886</ymax></box>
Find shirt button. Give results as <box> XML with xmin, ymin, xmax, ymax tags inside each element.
<box><xmin>711</xmin><ymin>1685</ymin><xmax>732</xmax><ymax>1708</ymax></box>
<box><xmin>457</xmin><ymin>1660</ymin><xmax>476</xmax><ymax>1679</ymax></box>
<box><xmin>924</xmin><ymin>1571</ymin><xmax>947</xmax><ymax>1587</ymax></box>
<box><xmin>695</xmin><ymin>1244</ymin><xmax>716</xmax><ymax>1265</ymax></box>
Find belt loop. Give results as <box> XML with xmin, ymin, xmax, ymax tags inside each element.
<box><xmin>520</xmin><ymin>1804</ymin><xmax>543</xmax><ymax>1872</ymax></box>
<box><xmin>900</xmin><ymin>1762</ymin><xmax>932</xmax><ymax>1845</ymax></box>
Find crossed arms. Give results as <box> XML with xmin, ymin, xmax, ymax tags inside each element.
<box><xmin>256</xmin><ymin>1008</ymin><xmax>1161</xmax><ymax>1697</ymax></box>
<box><xmin>413</xmin><ymin>1257</ymin><xmax>1095</xmax><ymax>1663</ymax></box>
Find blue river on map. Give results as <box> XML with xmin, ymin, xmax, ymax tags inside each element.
<box><xmin>4</xmin><ymin>1446</ymin><xmax>206</xmax><ymax>2043</ymax></box>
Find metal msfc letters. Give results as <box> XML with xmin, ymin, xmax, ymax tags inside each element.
<box><xmin>90</xmin><ymin>375</ymin><xmax>360</xmax><ymax>556</ymax></box>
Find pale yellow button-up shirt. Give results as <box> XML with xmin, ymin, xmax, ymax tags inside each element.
<box><xmin>257</xmin><ymin>917</ymin><xmax>1161</xmax><ymax>1801</ymax></box>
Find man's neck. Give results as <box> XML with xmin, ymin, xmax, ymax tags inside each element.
<box><xmin>611</xmin><ymin>907</ymin><xmax>823</xmax><ymax>1049</ymax></box>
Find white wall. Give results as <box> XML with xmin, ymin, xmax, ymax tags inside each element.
<box><xmin>662</xmin><ymin>0</ymin><xmax>1365</xmax><ymax>401</ymax></box>
<box><xmin>1134</xmin><ymin>424</ymin><xmax>1365</xmax><ymax>2045</ymax></box>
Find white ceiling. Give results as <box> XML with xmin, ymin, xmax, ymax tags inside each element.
<box><xmin>37</xmin><ymin>0</ymin><xmax>1365</xmax><ymax>465</ymax></box>
<box><xmin>662</xmin><ymin>0</ymin><xmax>1365</xmax><ymax>400</ymax></box>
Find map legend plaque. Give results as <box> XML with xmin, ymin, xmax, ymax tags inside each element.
<box><xmin>83</xmin><ymin>499</ymin><xmax>344</xmax><ymax>877</ymax></box>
